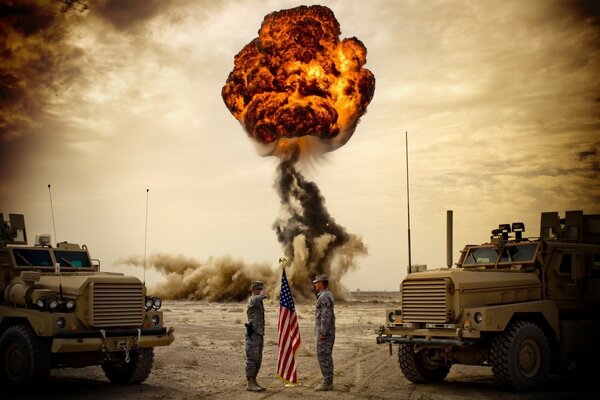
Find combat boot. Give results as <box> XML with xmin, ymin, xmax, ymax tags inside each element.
<box><xmin>254</xmin><ymin>377</ymin><xmax>266</xmax><ymax>391</ymax></box>
<box><xmin>246</xmin><ymin>377</ymin><xmax>265</xmax><ymax>392</ymax></box>
<box><xmin>314</xmin><ymin>381</ymin><xmax>333</xmax><ymax>391</ymax></box>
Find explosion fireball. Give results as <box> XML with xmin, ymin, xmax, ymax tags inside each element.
<box><xmin>134</xmin><ymin>6</ymin><xmax>373</xmax><ymax>302</ymax></box>
<box><xmin>222</xmin><ymin>5</ymin><xmax>375</xmax><ymax>157</ymax></box>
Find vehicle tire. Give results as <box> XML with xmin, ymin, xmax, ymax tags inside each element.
<box><xmin>490</xmin><ymin>320</ymin><xmax>550</xmax><ymax>390</ymax></box>
<box><xmin>102</xmin><ymin>347</ymin><xmax>154</xmax><ymax>385</ymax></box>
<box><xmin>0</xmin><ymin>324</ymin><xmax>50</xmax><ymax>390</ymax></box>
<box><xmin>398</xmin><ymin>344</ymin><xmax>450</xmax><ymax>383</ymax></box>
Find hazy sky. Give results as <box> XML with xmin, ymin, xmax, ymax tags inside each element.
<box><xmin>1</xmin><ymin>0</ymin><xmax>599</xmax><ymax>291</ymax></box>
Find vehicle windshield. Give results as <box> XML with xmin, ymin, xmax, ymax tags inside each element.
<box><xmin>53</xmin><ymin>250</ymin><xmax>92</xmax><ymax>268</ymax></box>
<box><xmin>499</xmin><ymin>243</ymin><xmax>538</xmax><ymax>264</ymax></box>
<box><xmin>13</xmin><ymin>248</ymin><xmax>53</xmax><ymax>267</ymax></box>
<box><xmin>463</xmin><ymin>247</ymin><xmax>498</xmax><ymax>266</ymax></box>
<box><xmin>463</xmin><ymin>243</ymin><xmax>539</xmax><ymax>267</ymax></box>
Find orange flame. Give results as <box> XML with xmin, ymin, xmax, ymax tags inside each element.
<box><xmin>222</xmin><ymin>5</ymin><xmax>375</xmax><ymax>158</ymax></box>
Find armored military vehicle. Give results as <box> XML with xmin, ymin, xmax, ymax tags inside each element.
<box><xmin>377</xmin><ymin>210</ymin><xmax>600</xmax><ymax>390</ymax></box>
<box><xmin>0</xmin><ymin>213</ymin><xmax>174</xmax><ymax>390</ymax></box>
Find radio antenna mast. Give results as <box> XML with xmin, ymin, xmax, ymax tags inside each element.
<box><xmin>48</xmin><ymin>184</ymin><xmax>62</xmax><ymax>296</ymax></box>
<box><xmin>48</xmin><ymin>184</ymin><xmax>57</xmax><ymax>245</ymax></box>
<box><xmin>405</xmin><ymin>132</ymin><xmax>412</xmax><ymax>271</ymax></box>
<box><xmin>144</xmin><ymin>188</ymin><xmax>149</xmax><ymax>285</ymax></box>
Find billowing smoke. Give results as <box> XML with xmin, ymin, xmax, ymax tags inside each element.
<box><xmin>0</xmin><ymin>0</ymin><xmax>175</xmax><ymax>175</ymax></box>
<box><xmin>120</xmin><ymin>153</ymin><xmax>369</xmax><ymax>301</ymax></box>
<box><xmin>123</xmin><ymin>5</ymin><xmax>372</xmax><ymax>302</ymax></box>
<box><xmin>0</xmin><ymin>0</ymin><xmax>85</xmax><ymax>172</ymax></box>
<box><xmin>273</xmin><ymin>151</ymin><xmax>367</xmax><ymax>299</ymax></box>
<box><xmin>220</xmin><ymin>5</ymin><xmax>372</xmax><ymax>300</ymax></box>
<box><xmin>119</xmin><ymin>254</ymin><xmax>277</xmax><ymax>302</ymax></box>
<box><xmin>129</xmin><ymin>151</ymin><xmax>369</xmax><ymax>301</ymax></box>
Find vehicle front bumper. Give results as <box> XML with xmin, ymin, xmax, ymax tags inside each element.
<box><xmin>376</xmin><ymin>324</ymin><xmax>480</xmax><ymax>347</ymax></box>
<box><xmin>51</xmin><ymin>326</ymin><xmax>175</xmax><ymax>353</ymax></box>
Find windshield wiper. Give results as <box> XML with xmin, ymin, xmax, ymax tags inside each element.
<box><xmin>60</xmin><ymin>257</ymin><xmax>74</xmax><ymax>267</ymax></box>
<box><xmin>467</xmin><ymin>252</ymin><xmax>477</xmax><ymax>264</ymax></box>
<box><xmin>16</xmin><ymin>252</ymin><xmax>33</xmax><ymax>266</ymax></box>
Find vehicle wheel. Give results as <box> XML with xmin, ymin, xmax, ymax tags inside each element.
<box><xmin>0</xmin><ymin>324</ymin><xmax>50</xmax><ymax>390</ymax></box>
<box><xmin>490</xmin><ymin>320</ymin><xmax>550</xmax><ymax>390</ymax></box>
<box><xmin>398</xmin><ymin>344</ymin><xmax>450</xmax><ymax>383</ymax></box>
<box><xmin>102</xmin><ymin>347</ymin><xmax>154</xmax><ymax>385</ymax></box>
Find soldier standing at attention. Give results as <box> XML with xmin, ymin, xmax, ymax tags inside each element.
<box><xmin>245</xmin><ymin>280</ymin><xmax>268</xmax><ymax>392</ymax></box>
<box><xmin>313</xmin><ymin>274</ymin><xmax>335</xmax><ymax>391</ymax></box>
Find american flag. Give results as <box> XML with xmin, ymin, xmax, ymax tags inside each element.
<box><xmin>276</xmin><ymin>269</ymin><xmax>301</xmax><ymax>384</ymax></box>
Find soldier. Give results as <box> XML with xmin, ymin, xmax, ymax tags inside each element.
<box><xmin>313</xmin><ymin>274</ymin><xmax>335</xmax><ymax>391</ymax></box>
<box><xmin>245</xmin><ymin>280</ymin><xmax>268</xmax><ymax>392</ymax></box>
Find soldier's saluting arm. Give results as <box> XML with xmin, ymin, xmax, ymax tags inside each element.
<box><xmin>247</xmin><ymin>293</ymin><xmax>267</xmax><ymax>335</ymax></box>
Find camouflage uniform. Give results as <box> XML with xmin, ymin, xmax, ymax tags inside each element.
<box><xmin>315</xmin><ymin>288</ymin><xmax>335</xmax><ymax>385</ymax></box>
<box><xmin>245</xmin><ymin>291</ymin><xmax>267</xmax><ymax>378</ymax></box>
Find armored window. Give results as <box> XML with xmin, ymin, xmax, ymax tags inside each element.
<box><xmin>12</xmin><ymin>249</ymin><xmax>53</xmax><ymax>267</ymax></box>
<box><xmin>559</xmin><ymin>254</ymin><xmax>572</xmax><ymax>275</ymax></box>
<box><xmin>565</xmin><ymin>226</ymin><xmax>579</xmax><ymax>240</ymax></box>
<box><xmin>499</xmin><ymin>243</ymin><xmax>538</xmax><ymax>263</ymax></box>
<box><xmin>53</xmin><ymin>250</ymin><xmax>91</xmax><ymax>268</ymax></box>
<box><xmin>463</xmin><ymin>247</ymin><xmax>498</xmax><ymax>265</ymax></box>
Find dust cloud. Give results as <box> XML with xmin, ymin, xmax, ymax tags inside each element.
<box><xmin>119</xmin><ymin>254</ymin><xmax>277</xmax><ymax>302</ymax></box>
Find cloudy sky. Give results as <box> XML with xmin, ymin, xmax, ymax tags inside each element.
<box><xmin>1</xmin><ymin>0</ymin><xmax>599</xmax><ymax>291</ymax></box>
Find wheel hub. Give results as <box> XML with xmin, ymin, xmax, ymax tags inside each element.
<box><xmin>419</xmin><ymin>349</ymin><xmax>441</xmax><ymax>371</ymax></box>
<box><xmin>5</xmin><ymin>343</ymin><xmax>26</xmax><ymax>380</ymax></box>
<box><xmin>518</xmin><ymin>338</ymin><xmax>541</xmax><ymax>378</ymax></box>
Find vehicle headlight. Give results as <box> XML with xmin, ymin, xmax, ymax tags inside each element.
<box><xmin>474</xmin><ymin>312</ymin><xmax>483</xmax><ymax>324</ymax></box>
<box><xmin>65</xmin><ymin>300</ymin><xmax>75</xmax><ymax>311</ymax></box>
<box><xmin>145</xmin><ymin>296</ymin><xmax>154</xmax><ymax>310</ymax></box>
<box><xmin>152</xmin><ymin>297</ymin><xmax>162</xmax><ymax>310</ymax></box>
<box><xmin>48</xmin><ymin>299</ymin><xmax>58</xmax><ymax>310</ymax></box>
<box><xmin>151</xmin><ymin>315</ymin><xmax>160</xmax><ymax>325</ymax></box>
<box><xmin>56</xmin><ymin>317</ymin><xmax>66</xmax><ymax>328</ymax></box>
<box><xmin>36</xmin><ymin>298</ymin><xmax>46</xmax><ymax>309</ymax></box>
<box><xmin>388</xmin><ymin>312</ymin><xmax>396</xmax><ymax>323</ymax></box>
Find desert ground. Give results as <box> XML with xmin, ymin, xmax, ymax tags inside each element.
<box><xmin>13</xmin><ymin>293</ymin><xmax>600</xmax><ymax>400</ymax></box>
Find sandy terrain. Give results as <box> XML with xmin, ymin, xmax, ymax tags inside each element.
<box><xmin>14</xmin><ymin>294</ymin><xmax>600</xmax><ymax>400</ymax></box>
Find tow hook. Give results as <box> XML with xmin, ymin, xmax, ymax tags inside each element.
<box><xmin>120</xmin><ymin>343</ymin><xmax>130</xmax><ymax>363</ymax></box>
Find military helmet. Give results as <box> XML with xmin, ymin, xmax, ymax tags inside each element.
<box><xmin>251</xmin><ymin>280</ymin><xmax>264</xmax><ymax>290</ymax></box>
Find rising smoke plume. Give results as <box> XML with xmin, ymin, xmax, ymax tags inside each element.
<box><xmin>122</xmin><ymin>150</ymin><xmax>368</xmax><ymax>301</ymax></box>
<box><xmin>122</xmin><ymin>5</ymin><xmax>373</xmax><ymax>302</ymax></box>
<box><xmin>223</xmin><ymin>5</ymin><xmax>373</xmax><ymax>300</ymax></box>
<box><xmin>272</xmin><ymin>150</ymin><xmax>367</xmax><ymax>299</ymax></box>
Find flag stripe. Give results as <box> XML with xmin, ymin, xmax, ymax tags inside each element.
<box><xmin>276</xmin><ymin>270</ymin><xmax>301</xmax><ymax>383</ymax></box>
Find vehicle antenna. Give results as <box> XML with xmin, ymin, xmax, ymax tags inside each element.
<box><xmin>144</xmin><ymin>188</ymin><xmax>149</xmax><ymax>285</ymax></box>
<box><xmin>405</xmin><ymin>131</ymin><xmax>412</xmax><ymax>272</ymax></box>
<box><xmin>48</xmin><ymin>184</ymin><xmax>58</xmax><ymax>245</ymax></box>
<box><xmin>48</xmin><ymin>184</ymin><xmax>63</xmax><ymax>297</ymax></box>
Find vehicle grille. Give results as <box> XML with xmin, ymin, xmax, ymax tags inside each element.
<box><xmin>92</xmin><ymin>282</ymin><xmax>143</xmax><ymax>328</ymax></box>
<box><xmin>401</xmin><ymin>279</ymin><xmax>452</xmax><ymax>323</ymax></box>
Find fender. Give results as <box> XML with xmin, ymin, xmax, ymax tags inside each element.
<box><xmin>0</xmin><ymin>305</ymin><xmax>51</xmax><ymax>336</ymax></box>
<box><xmin>463</xmin><ymin>299</ymin><xmax>559</xmax><ymax>339</ymax></box>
